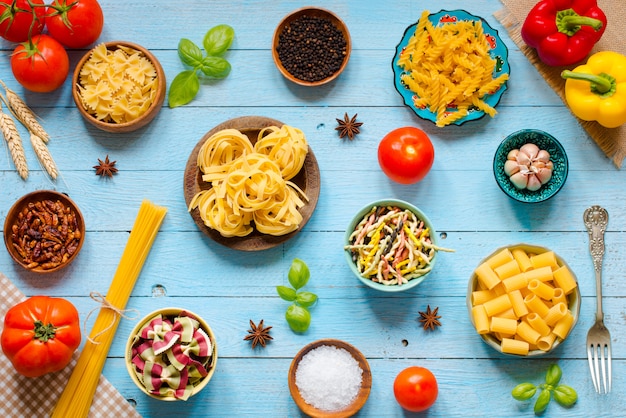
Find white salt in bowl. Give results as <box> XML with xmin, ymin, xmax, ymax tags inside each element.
<box><xmin>288</xmin><ymin>339</ymin><xmax>371</xmax><ymax>417</ymax></box>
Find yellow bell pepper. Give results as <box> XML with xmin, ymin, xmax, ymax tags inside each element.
<box><xmin>561</xmin><ymin>51</ymin><xmax>626</xmax><ymax>128</ymax></box>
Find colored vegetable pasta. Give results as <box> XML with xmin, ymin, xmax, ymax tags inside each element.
<box><xmin>77</xmin><ymin>44</ymin><xmax>158</xmax><ymax>123</ymax></box>
<box><xmin>189</xmin><ymin>125</ymin><xmax>309</xmax><ymax>237</ymax></box>
<box><xmin>396</xmin><ymin>10</ymin><xmax>509</xmax><ymax>127</ymax></box>
<box><xmin>129</xmin><ymin>311</ymin><xmax>215</xmax><ymax>400</ymax></box>
<box><xmin>345</xmin><ymin>205</ymin><xmax>451</xmax><ymax>286</ymax></box>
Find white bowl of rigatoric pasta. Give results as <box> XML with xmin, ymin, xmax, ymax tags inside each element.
<box><xmin>72</xmin><ymin>41</ymin><xmax>166</xmax><ymax>133</ymax></box>
<box><xmin>344</xmin><ymin>199</ymin><xmax>449</xmax><ymax>292</ymax></box>
<box><xmin>467</xmin><ymin>244</ymin><xmax>581</xmax><ymax>357</ymax></box>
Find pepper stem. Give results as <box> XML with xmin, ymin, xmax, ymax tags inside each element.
<box><xmin>561</xmin><ymin>70</ymin><xmax>615</xmax><ymax>97</ymax></box>
<box><xmin>556</xmin><ymin>9</ymin><xmax>603</xmax><ymax>36</ymax></box>
<box><xmin>33</xmin><ymin>320</ymin><xmax>57</xmax><ymax>342</ymax></box>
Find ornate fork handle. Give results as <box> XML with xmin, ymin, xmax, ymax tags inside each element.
<box><xmin>584</xmin><ymin>205</ymin><xmax>608</xmax><ymax>273</ymax></box>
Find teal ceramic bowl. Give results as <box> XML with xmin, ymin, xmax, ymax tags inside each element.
<box><xmin>493</xmin><ymin>129</ymin><xmax>568</xmax><ymax>203</ymax></box>
<box><xmin>344</xmin><ymin>199</ymin><xmax>438</xmax><ymax>292</ymax></box>
<box><xmin>392</xmin><ymin>9</ymin><xmax>510</xmax><ymax>126</ymax></box>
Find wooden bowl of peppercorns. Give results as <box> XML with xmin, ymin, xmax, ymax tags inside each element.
<box><xmin>272</xmin><ymin>7</ymin><xmax>351</xmax><ymax>86</ymax></box>
<box><xmin>3</xmin><ymin>190</ymin><xmax>85</xmax><ymax>274</ymax></box>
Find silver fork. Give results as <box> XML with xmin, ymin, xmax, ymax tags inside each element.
<box><xmin>583</xmin><ymin>205</ymin><xmax>612</xmax><ymax>394</ymax></box>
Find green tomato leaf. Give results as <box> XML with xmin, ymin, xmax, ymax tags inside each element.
<box><xmin>277</xmin><ymin>285</ymin><xmax>296</xmax><ymax>301</ymax></box>
<box><xmin>545</xmin><ymin>364</ymin><xmax>562</xmax><ymax>387</ymax></box>
<box><xmin>553</xmin><ymin>385</ymin><xmax>578</xmax><ymax>407</ymax></box>
<box><xmin>178</xmin><ymin>38</ymin><xmax>203</xmax><ymax>68</ymax></box>
<box><xmin>296</xmin><ymin>291</ymin><xmax>318</xmax><ymax>308</ymax></box>
<box><xmin>511</xmin><ymin>383</ymin><xmax>537</xmax><ymax>401</ymax></box>
<box><xmin>203</xmin><ymin>24</ymin><xmax>235</xmax><ymax>56</ymax></box>
<box><xmin>533</xmin><ymin>389</ymin><xmax>551</xmax><ymax>414</ymax></box>
<box><xmin>168</xmin><ymin>70</ymin><xmax>200</xmax><ymax>108</ymax></box>
<box><xmin>285</xmin><ymin>304</ymin><xmax>311</xmax><ymax>333</ymax></box>
<box><xmin>288</xmin><ymin>258</ymin><xmax>310</xmax><ymax>290</ymax></box>
<box><xmin>199</xmin><ymin>56</ymin><xmax>231</xmax><ymax>78</ymax></box>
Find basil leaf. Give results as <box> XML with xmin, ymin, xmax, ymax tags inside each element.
<box><xmin>286</xmin><ymin>305</ymin><xmax>311</xmax><ymax>333</ymax></box>
<box><xmin>276</xmin><ymin>285</ymin><xmax>296</xmax><ymax>301</ymax></box>
<box><xmin>533</xmin><ymin>389</ymin><xmax>551</xmax><ymax>414</ymax></box>
<box><xmin>168</xmin><ymin>70</ymin><xmax>200</xmax><ymax>108</ymax></box>
<box><xmin>199</xmin><ymin>56</ymin><xmax>231</xmax><ymax>78</ymax></box>
<box><xmin>511</xmin><ymin>383</ymin><xmax>537</xmax><ymax>401</ymax></box>
<box><xmin>178</xmin><ymin>38</ymin><xmax>203</xmax><ymax>68</ymax></box>
<box><xmin>545</xmin><ymin>364</ymin><xmax>562</xmax><ymax>387</ymax></box>
<box><xmin>553</xmin><ymin>385</ymin><xmax>578</xmax><ymax>407</ymax></box>
<box><xmin>296</xmin><ymin>291</ymin><xmax>318</xmax><ymax>308</ymax></box>
<box><xmin>288</xmin><ymin>258</ymin><xmax>310</xmax><ymax>290</ymax></box>
<box><xmin>203</xmin><ymin>24</ymin><xmax>235</xmax><ymax>56</ymax></box>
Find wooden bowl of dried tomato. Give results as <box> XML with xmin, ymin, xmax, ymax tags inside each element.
<box><xmin>3</xmin><ymin>190</ymin><xmax>85</xmax><ymax>274</ymax></box>
<box><xmin>272</xmin><ymin>7</ymin><xmax>351</xmax><ymax>86</ymax></box>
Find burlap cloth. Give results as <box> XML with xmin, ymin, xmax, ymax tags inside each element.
<box><xmin>495</xmin><ymin>0</ymin><xmax>626</xmax><ymax>167</ymax></box>
<box><xmin>0</xmin><ymin>273</ymin><xmax>141</xmax><ymax>418</ymax></box>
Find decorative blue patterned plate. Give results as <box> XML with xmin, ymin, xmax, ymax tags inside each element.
<box><xmin>493</xmin><ymin>129</ymin><xmax>568</xmax><ymax>203</ymax></box>
<box><xmin>392</xmin><ymin>9</ymin><xmax>510</xmax><ymax>126</ymax></box>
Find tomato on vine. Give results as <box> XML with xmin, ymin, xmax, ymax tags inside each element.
<box><xmin>0</xmin><ymin>0</ymin><xmax>46</xmax><ymax>43</ymax></box>
<box><xmin>11</xmin><ymin>34</ymin><xmax>69</xmax><ymax>92</ymax></box>
<box><xmin>46</xmin><ymin>0</ymin><xmax>103</xmax><ymax>48</ymax></box>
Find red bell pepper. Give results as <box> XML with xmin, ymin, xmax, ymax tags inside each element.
<box><xmin>521</xmin><ymin>0</ymin><xmax>607</xmax><ymax>66</ymax></box>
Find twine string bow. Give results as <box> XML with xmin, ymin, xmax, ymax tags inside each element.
<box><xmin>84</xmin><ymin>291</ymin><xmax>139</xmax><ymax>344</ymax></box>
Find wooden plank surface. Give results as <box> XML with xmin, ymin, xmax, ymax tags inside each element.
<box><xmin>0</xmin><ymin>0</ymin><xmax>624</xmax><ymax>416</ymax></box>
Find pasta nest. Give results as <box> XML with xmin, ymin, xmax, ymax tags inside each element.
<box><xmin>189</xmin><ymin>125</ymin><xmax>309</xmax><ymax>237</ymax></box>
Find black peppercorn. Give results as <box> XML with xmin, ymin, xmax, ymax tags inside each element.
<box><xmin>276</xmin><ymin>14</ymin><xmax>347</xmax><ymax>83</ymax></box>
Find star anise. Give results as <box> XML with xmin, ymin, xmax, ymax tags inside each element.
<box><xmin>335</xmin><ymin>112</ymin><xmax>363</xmax><ymax>140</ymax></box>
<box><xmin>243</xmin><ymin>319</ymin><xmax>273</xmax><ymax>348</ymax></box>
<box><xmin>93</xmin><ymin>155</ymin><xmax>118</xmax><ymax>177</ymax></box>
<box><xmin>418</xmin><ymin>305</ymin><xmax>441</xmax><ymax>331</ymax></box>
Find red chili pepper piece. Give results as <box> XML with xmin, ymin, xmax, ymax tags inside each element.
<box><xmin>521</xmin><ymin>0</ymin><xmax>607</xmax><ymax>66</ymax></box>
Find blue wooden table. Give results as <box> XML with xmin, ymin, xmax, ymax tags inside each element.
<box><xmin>1</xmin><ymin>0</ymin><xmax>624</xmax><ymax>416</ymax></box>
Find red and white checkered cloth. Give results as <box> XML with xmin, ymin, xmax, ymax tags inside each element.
<box><xmin>0</xmin><ymin>273</ymin><xmax>141</xmax><ymax>418</ymax></box>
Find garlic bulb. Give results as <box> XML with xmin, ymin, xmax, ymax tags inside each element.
<box><xmin>503</xmin><ymin>143</ymin><xmax>553</xmax><ymax>191</ymax></box>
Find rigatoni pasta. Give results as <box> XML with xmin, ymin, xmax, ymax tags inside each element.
<box><xmin>469</xmin><ymin>245</ymin><xmax>579</xmax><ymax>355</ymax></box>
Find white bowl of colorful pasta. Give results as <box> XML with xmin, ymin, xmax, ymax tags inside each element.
<box><xmin>72</xmin><ymin>41</ymin><xmax>166</xmax><ymax>133</ymax></box>
<box><xmin>125</xmin><ymin>307</ymin><xmax>217</xmax><ymax>401</ymax></box>
<box><xmin>344</xmin><ymin>199</ymin><xmax>452</xmax><ymax>292</ymax></box>
<box><xmin>467</xmin><ymin>244</ymin><xmax>581</xmax><ymax>357</ymax></box>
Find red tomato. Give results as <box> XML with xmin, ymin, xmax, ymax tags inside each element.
<box><xmin>393</xmin><ymin>366</ymin><xmax>438</xmax><ymax>412</ymax></box>
<box><xmin>0</xmin><ymin>0</ymin><xmax>45</xmax><ymax>42</ymax></box>
<box><xmin>1</xmin><ymin>296</ymin><xmax>81</xmax><ymax>377</ymax></box>
<box><xmin>45</xmin><ymin>0</ymin><xmax>103</xmax><ymax>48</ymax></box>
<box><xmin>378</xmin><ymin>127</ymin><xmax>434</xmax><ymax>184</ymax></box>
<box><xmin>11</xmin><ymin>34</ymin><xmax>69</xmax><ymax>92</ymax></box>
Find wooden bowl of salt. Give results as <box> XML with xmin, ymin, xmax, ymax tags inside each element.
<box><xmin>288</xmin><ymin>339</ymin><xmax>371</xmax><ymax>417</ymax></box>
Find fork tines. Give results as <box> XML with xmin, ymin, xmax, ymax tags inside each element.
<box><xmin>587</xmin><ymin>342</ymin><xmax>612</xmax><ymax>394</ymax></box>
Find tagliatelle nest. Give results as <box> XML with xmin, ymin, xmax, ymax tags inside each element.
<box><xmin>77</xmin><ymin>44</ymin><xmax>158</xmax><ymax>124</ymax></box>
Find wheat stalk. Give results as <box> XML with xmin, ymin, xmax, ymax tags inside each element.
<box><xmin>30</xmin><ymin>132</ymin><xmax>58</xmax><ymax>180</ymax></box>
<box><xmin>0</xmin><ymin>81</ymin><xmax>50</xmax><ymax>142</ymax></box>
<box><xmin>0</xmin><ymin>111</ymin><xmax>28</xmax><ymax>179</ymax></box>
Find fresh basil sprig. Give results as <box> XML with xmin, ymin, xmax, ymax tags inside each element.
<box><xmin>276</xmin><ymin>259</ymin><xmax>318</xmax><ymax>333</ymax></box>
<box><xmin>168</xmin><ymin>24</ymin><xmax>234</xmax><ymax>108</ymax></box>
<box><xmin>511</xmin><ymin>364</ymin><xmax>577</xmax><ymax>415</ymax></box>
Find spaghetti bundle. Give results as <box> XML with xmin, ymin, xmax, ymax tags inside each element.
<box><xmin>51</xmin><ymin>200</ymin><xmax>167</xmax><ymax>418</ymax></box>
<box><xmin>189</xmin><ymin>125</ymin><xmax>309</xmax><ymax>237</ymax></box>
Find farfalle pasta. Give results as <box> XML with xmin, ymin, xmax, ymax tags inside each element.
<box><xmin>76</xmin><ymin>43</ymin><xmax>158</xmax><ymax>123</ymax></box>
